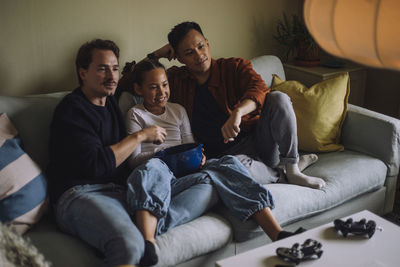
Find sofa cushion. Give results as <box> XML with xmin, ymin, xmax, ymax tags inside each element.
<box><xmin>271</xmin><ymin>150</ymin><xmax>386</xmax><ymax>223</ymax></box>
<box><xmin>26</xmin><ymin>215</ymin><xmax>102</xmax><ymax>267</ymax></box>
<box><xmin>0</xmin><ymin>92</ymin><xmax>68</xmax><ymax>169</ymax></box>
<box><xmin>271</xmin><ymin>73</ymin><xmax>350</xmax><ymax>152</ymax></box>
<box><xmin>219</xmin><ymin>150</ymin><xmax>387</xmax><ymax>241</ymax></box>
<box><xmin>27</xmin><ymin>211</ymin><xmax>231</xmax><ymax>267</ymax></box>
<box><xmin>0</xmin><ymin>114</ymin><xmax>48</xmax><ymax>234</ymax></box>
<box><xmin>154</xmin><ymin>212</ymin><xmax>232</xmax><ymax>267</ymax></box>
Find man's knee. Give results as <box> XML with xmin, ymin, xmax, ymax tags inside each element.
<box><xmin>209</xmin><ymin>155</ymin><xmax>241</xmax><ymax>168</ymax></box>
<box><xmin>266</xmin><ymin>91</ymin><xmax>292</xmax><ymax>109</ymax></box>
<box><xmin>261</xmin><ymin>91</ymin><xmax>296</xmax><ymax>123</ymax></box>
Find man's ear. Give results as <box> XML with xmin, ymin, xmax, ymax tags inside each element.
<box><xmin>133</xmin><ymin>83</ymin><xmax>142</xmax><ymax>96</ymax></box>
<box><xmin>206</xmin><ymin>38</ymin><xmax>210</xmax><ymax>51</ymax></box>
<box><xmin>79</xmin><ymin>68</ymin><xmax>87</xmax><ymax>82</ymax></box>
<box><xmin>175</xmin><ymin>52</ymin><xmax>184</xmax><ymax>65</ymax></box>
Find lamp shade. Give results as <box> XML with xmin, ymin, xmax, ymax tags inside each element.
<box><xmin>304</xmin><ymin>0</ymin><xmax>400</xmax><ymax>70</ymax></box>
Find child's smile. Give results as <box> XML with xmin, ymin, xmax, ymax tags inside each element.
<box><xmin>135</xmin><ymin>67</ymin><xmax>170</xmax><ymax>115</ymax></box>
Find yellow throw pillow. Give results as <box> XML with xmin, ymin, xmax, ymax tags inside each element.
<box><xmin>271</xmin><ymin>73</ymin><xmax>350</xmax><ymax>152</ymax></box>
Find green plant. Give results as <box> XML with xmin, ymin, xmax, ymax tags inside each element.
<box><xmin>274</xmin><ymin>13</ymin><xmax>319</xmax><ymax>61</ymax></box>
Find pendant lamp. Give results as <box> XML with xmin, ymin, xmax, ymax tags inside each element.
<box><xmin>304</xmin><ymin>0</ymin><xmax>400</xmax><ymax>70</ymax></box>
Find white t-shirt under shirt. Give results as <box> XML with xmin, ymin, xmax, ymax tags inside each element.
<box><xmin>126</xmin><ymin>102</ymin><xmax>195</xmax><ymax>167</ymax></box>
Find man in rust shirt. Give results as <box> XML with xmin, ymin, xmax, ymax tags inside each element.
<box><xmin>147</xmin><ymin>21</ymin><xmax>325</xmax><ymax>190</ymax></box>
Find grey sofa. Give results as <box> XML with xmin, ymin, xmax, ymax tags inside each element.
<box><xmin>1</xmin><ymin>55</ymin><xmax>399</xmax><ymax>267</ymax></box>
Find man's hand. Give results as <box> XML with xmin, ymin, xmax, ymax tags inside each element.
<box><xmin>110</xmin><ymin>125</ymin><xmax>166</xmax><ymax>167</ymax></box>
<box><xmin>221</xmin><ymin>111</ymin><xmax>242</xmax><ymax>143</ymax></box>
<box><xmin>154</xmin><ymin>44</ymin><xmax>175</xmax><ymax>61</ymax></box>
<box><xmin>141</xmin><ymin>125</ymin><xmax>167</xmax><ymax>145</ymax></box>
<box><xmin>221</xmin><ymin>99</ymin><xmax>258</xmax><ymax>143</ymax></box>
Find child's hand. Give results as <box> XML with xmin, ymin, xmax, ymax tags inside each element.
<box><xmin>142</xmin><ymin>125</ymin><xmax>167</xmax><ymax>144</ymax></box>
<box><xmin>200</xmin><ymin>148</ymin><xmax>206</xmax><ymax>168</ymax></box>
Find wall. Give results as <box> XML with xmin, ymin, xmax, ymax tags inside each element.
<box><xmin>0</xmin><ymin>0</ymin><xmax>302</xmax><ymax>96</ymax></box>
<box><xmin>364</xmin><ymin>68</ymin><xmax>400</xmax><ymax>119</ymax></box>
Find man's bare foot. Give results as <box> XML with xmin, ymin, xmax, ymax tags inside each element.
<box><xmin>298</xmin><ymin>154</ymin><xmax>318</xmax><ymax>172</ymax></box>
<box><xmin>286</xmin><ymin>163</ymin><xmax>326</xmax><ymax>189</ymax></box>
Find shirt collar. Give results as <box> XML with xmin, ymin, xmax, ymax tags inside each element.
<box><xmin>177</xmin><ymin>58</ymin><xmax>221</xmax><ymax>88</ymax></box>
<box><xmin>208</xmin><ymin>58</ymin><xmax>221</xmax><ymax>88</ymax></box>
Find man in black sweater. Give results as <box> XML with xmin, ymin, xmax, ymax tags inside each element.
<box><xmin>46</xmin><ymin>39</ymin><xmax>217</xmax><ymax>267</ymax></box>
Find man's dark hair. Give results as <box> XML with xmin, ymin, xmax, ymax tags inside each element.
<box><xmin>75</xmin><ymin>39</ymin><xmax>120</xmax><ymax>85</ymax></box>
<box><xmin>167</xmin><ymin>21</ymin><xmax>204</xmax><ymax>52</ymax></box>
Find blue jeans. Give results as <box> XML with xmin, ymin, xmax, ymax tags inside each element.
<box><xmin>127</xmin><ymin>155</ymin><xmax>274</xmax><ymax>231</ymax></box>
<box><xmin>201</xmin><ymin>155</ymin><xmax>274</xmax><ymax>221</ymax></box>
<box><xmin>55</xmin><ymin>177</ymin><xmax>217</xmax><ymax>266</ymax></box>
<box><xmin>55</xmin><ymin>183</ymin><xmax>143</xmax><ymax>267</ymax></box>
<box><xmin>224</xmin><ymin>91</ymin><xmax>299</xmax><ymax>167</ymax></box>
<box><xmin>127</xmin><ymin>158</ymin><xmax>218</xmax><ymax>235</ymax></box>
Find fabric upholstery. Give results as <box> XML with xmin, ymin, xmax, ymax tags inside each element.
<box><xmin>118</xmin><ymin>91</ymin><xmax>144</xmax><ymax>118</ymax></box>
<box><xmin>251</xmin><ymin>55</ymin><xmax>286</xmax><ymax>87</ymax></box>
<box><xmin>271</xmin><ymin>150</ymin><xmax>386</xmax><ymax>224</ymax></box>
<box><xmin>0</xmin><ymin>114</ymin><xmax>48</xmax><ymax>234</ymax></box>
<box><xmin>342</xmin><ymin>104</ymin><xmax>400</xmax><ymax>177</ymax></box>
<box><xmin>220</xmin><ymin>150</ymin><xmax>387</xmax><ymax>241</ymax></box>
<box><xmin>271</xmin><ymin>73</ymin><xmax>350</xmax><ymax>152</ymax></box>
<box><xmin>0</xmin><ymin>92</ymin><xmax>68</xmax><ymax>169</ymax></box>
<box><xmin>154</xmin><ymin>213</ymin><xmax>232</xmax><ymax>267</ymax></box>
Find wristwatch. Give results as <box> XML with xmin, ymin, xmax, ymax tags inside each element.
<box><xmin>147</xmin><ymin>52</ymin><xmax>156</xmax><ymax>60</ymax></box>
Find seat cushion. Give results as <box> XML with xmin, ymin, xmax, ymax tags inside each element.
<box><xmin>27</xmin><ymin>212</ymin><xmax>232</xmax><ymax>267</ymax></box>
<box><xmin>219</xmin><ymin>150</ymin><xmax>387</xmax><ymax>241</ymax></box>
<box><xmin>26</xmin><ymin>215</ymin><xmax>102</xmax><ymax>267</ymax></box>
<box><xmin>154</xmin><ymin>212</ymin><xmax>232</xmax><ymax>267</ymax></box>
<box><xmin>271</xmin><ymin>150</ymin><xmax>386</xmax><ymax>223</ymax></box>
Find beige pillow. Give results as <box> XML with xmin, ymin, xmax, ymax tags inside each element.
<box><xmin>271</xmin><ymin>73</ymin><xmax>350</xmax><ymax>152</ymax></box>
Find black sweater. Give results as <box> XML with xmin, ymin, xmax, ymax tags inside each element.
<box><xmin>47</xmin><ymin>88</ymin><xmax>129</xmax><ymax>203</ymax></box>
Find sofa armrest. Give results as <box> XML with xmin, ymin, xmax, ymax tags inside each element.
<box><xmin>341</xmin><ymin>104</ymin><xmax>400</xmax><ymax>177</ymax></box>
<box><xmin>251</xmin><ymin>55</ymin><xmax>286</xmax><ymax>87</ymax></box>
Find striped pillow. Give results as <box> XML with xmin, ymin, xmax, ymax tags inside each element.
<box><xmin>0</xmin><ymin>113</ymin><xmax>48</xmax><ymax>234</ymax></box>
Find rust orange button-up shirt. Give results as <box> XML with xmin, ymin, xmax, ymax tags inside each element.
<box><xmin>167</xmin><ymin>57</ymin><xmax>270</xmax><ymax>132</ymax></box>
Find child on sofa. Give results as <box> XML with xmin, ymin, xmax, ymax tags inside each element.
<box><xmin>123</xmin><ymin>59</ymin><xmax>306</xmax><ymax>266</ymax></box>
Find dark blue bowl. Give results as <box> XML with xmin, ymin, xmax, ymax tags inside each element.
<box><xmin>154</xmin><ymin>143</ymin><xmax>203</xmax><ymax>177</ymax></box>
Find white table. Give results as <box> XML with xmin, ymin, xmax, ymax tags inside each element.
<box><xmin>216</xmin><ymin>210</ymin><xmax>400</xmax><ymax>267</ymax></box>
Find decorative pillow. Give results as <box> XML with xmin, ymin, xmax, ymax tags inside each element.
<box><xmin>0</xmin><ymin>113</ymin><xmax>48</xmax><ymax>234</ymax></box>
<box><xmin>271</xmin><ymin>73</ymin><xmax>350</xmax><ymax>152</ymax></box>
